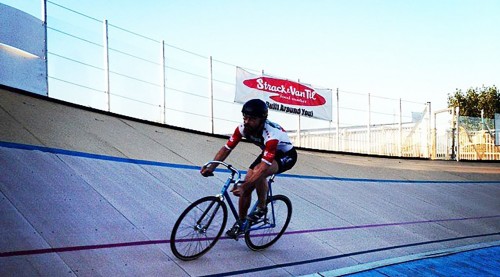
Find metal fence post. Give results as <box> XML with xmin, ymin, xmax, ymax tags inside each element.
<box><xmin>161</xmin><ymin>40</ymin><xmax>166</xmax><ymax>124</ymax></box>
<box><xmin>367</xmin><ymin>93</ymin><xmax>371</xmax><ymax>154</ymax></box>
<box><xmin>456</xmin><ymin>106</ymin><xmax>460</xmax><ymax>161</ymax></box>
<box><xmin>103</xmin><ymin>19</ymin><xmax>110</xmax><ymax>112</ymax></box>
<box><xmin>336</xmin><ymin>88</ymin><xmax>340</xmax><ymax>151</ymax></box>
<box><xmin>427</xmin><ymin>102</ymin><xmax>432</xmax><ymax>158</ymax></box>
<box><xmin>209</xmin><ymin>56</ymin><xmax>214</xmax><ymax>134</ymax></box>
<box><xmin>297</xmin><ymin>78</ymin><xmax>301</xmax><ymax>148</ymax></box>
<box><xmin>41</xmin><ymin>0</ymin><xmax>49</xmax><ymax>96</ymax></box>
<box><xmin>432</xmin><ymin>110</ymin><xmax>436</xmax><ymax>159</ymax></box>
<box><xmin>481</xmin><ymin>109</ymin><xmax>484</xmax><ymax>130</ymax></box>
<box><xmin>399</xmin><ymin>98</ymin><xmax>403</xmax><ymax>157</ymax></box>
<box><xmin>329</xmin><ymin>89</ymin><xmax>334</xmax><ymax>151</ymax></box>
<box><xmin>451</xmin><ymin>107</ymin><xmax>456</xmax><ymax>159</ymax></box>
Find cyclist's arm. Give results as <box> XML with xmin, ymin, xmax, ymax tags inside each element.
<box><xmin>200</xmin><ymin>146</ymin><xmax>231</xmax><ymax>176</ymax></box>
<box><xmin>241</xmin><ymin>139</ymin><xmax>278</xmax><ymax>186</ymax></box>
<box><xmin>210</xmin><ymin>146</ymin><xmax>232</xmax><ymax>168</ymax></box>
<box><xmin>243</xmin><ymin>161</ymin><xmax>270</xmax><ymax>184</ymax></box>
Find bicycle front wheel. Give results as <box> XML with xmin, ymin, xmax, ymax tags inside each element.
<box><xmin>170</xmin><ymin>196</ymin><xmax>227</xmax><ymax>261</ymax></box>
<box><xmin>244</xmin><ymin>194</ymin><xmax>292</xmax><ymax>251</ymax></box>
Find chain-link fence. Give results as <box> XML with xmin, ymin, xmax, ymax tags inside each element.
<box><xmin>458</xmin><ymin>115</ymin><xmax>499</xmax><ymax>160</ymax></box>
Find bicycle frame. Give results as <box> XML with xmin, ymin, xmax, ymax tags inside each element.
<box><xmin>171</xmin><ymin>161</ymin><xmax>292</xmax><ymax>260</ymax></box>
<box><xmin>205</xmin><ymin>161</ymin><xmax>277</xmax><ymax>232</ymax></box>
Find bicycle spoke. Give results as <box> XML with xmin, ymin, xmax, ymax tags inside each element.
<box><xmin>170</xmin><ymin>196</ymin><xmax>228</xmax><ymax>260</ymax></box>
<box><xmin>245</xmin><ymin>195</ymin><xmax>292</xmax><ymax>250</ymax></box>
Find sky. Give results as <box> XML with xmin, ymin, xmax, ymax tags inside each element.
<box><xmin>2</xmin><ymin>0</ymin><xmax>500</xmax><ymax>124</ymax></box>
<box><xmin>4</xmin><ymin>0</ymin><xmax>500</xmax><ymax>109</ymax></box>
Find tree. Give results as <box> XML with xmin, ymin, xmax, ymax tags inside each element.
<box><xmin>447</xmin><ymin>85</ymin><xmax>500</xmax><ymax>118</ymax></box>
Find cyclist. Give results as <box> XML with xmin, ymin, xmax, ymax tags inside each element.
<box><xmin>200</xmin><ymin>99</ymin><xmax>297</xmax><ymax>239</ymax></box>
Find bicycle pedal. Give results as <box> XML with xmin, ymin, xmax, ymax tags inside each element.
<box><xmin>227</xmin><ymin>232</ymin><xmax>242</xmax><ymax>241</ymax></box>
<box><xmin>226</xmin><ymin>227</ymin><xmax>244</xmax><ymax>240</ymax></box>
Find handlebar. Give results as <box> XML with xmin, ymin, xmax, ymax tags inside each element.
<box><xmin>203</xmin><ymin>161</ymin><xmax>241</xmax><ymax>180</ymax></box>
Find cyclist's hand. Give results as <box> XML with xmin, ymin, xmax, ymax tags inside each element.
<box><xmin>200</xmin><ymin>166</ymin><xmax>214</xmax><ymax>177</ymax></box>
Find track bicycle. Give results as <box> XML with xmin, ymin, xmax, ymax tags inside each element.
<box><xmin>170</xmin><ymin>161</ymin><xmax>292</xmax><ymax>261</ymax></box>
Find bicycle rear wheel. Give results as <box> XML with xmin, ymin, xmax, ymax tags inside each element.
<box><xmin>170</xmin><ymin>196</ymin><xmax>227</xmax><ymax>260</ymax></box>
<box><xmin>244</xmin><ymin>194</ymin><xmax>292</xmax><ymax>250</ymax></box>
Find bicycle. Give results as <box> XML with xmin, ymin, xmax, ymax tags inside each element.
<box><xmin>170</xmin><ymin>161</ymin><xmax>292</xmax><ymax>261</ymax></box>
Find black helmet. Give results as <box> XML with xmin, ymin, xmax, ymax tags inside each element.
<box><xmin>242</xmin><ymin>99</ymin><xmax>268</xmax><ymax>118</ymax></box>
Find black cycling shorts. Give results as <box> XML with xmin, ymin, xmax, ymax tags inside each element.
<box><xmin>249</xmin><ymin>147</ymin><xmax>297</xmax><ymax>174</ymax></box>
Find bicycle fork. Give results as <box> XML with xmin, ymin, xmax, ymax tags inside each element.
<box><xmin>195</xmin><ymin>200</ymin><xmax>221</xmax><ymax>234</ymax></box>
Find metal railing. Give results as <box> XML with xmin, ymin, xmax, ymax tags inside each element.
<box><xmin>10</xmin><ymin>0</ymin><xmax>475</xmax><ymax>159</ymax></box>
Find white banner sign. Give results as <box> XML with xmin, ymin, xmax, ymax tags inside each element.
<box><xmin>235</xmin><ymin>67</ymin><xmax>332</xmax><ymax>121</ymax></box>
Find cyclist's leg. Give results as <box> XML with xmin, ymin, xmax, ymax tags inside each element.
<box><xmin>239</xmin><ymin>157</ymin><xmax>278</xmax><ymax>219</ymax></box>
<box><xmin>254</xmin><ymin>161</ymin><xmax>278</xmax><ymax>207</ymax></box>
<box><xmin>238</xmin><ymin>189</ymin><xmax>252</xmax><ymax>221</ymax></box>
<box><xmin>250</xmin><ymin>148</ymin><xmax>297</xmax><ymax>210</ymax></box>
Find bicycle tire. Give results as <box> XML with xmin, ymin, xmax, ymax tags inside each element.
<box><xmin>244</xmin><ymin>194</ymin><xmax>292</xmax><ymax>251</ymax></box>
<box><xmin>170</xmin><ymin>196</ymin><xmax>227</xmax><ymax>261</ymax></box>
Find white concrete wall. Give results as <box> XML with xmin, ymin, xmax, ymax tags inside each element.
<box><xmin>0</xmin><ymin>3</ymin><xmax>47</xmax><ymax>96</ymax></box>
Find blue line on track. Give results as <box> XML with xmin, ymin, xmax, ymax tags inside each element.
<box><xmin>1</xmin><ymin>141</ymin><xmax>499</xmax><ymax>184</ymax></box>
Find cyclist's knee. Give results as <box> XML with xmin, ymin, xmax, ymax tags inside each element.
<box><xmin>242</xmin><ymin>189</ymin><xmax>253</xmax><ymax>197</ymax></box>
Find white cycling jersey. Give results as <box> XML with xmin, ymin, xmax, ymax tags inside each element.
<box><xmin>225</xmin><ymin>120</ymin><xmax>294</xmax><ymax>165</ymax></box>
